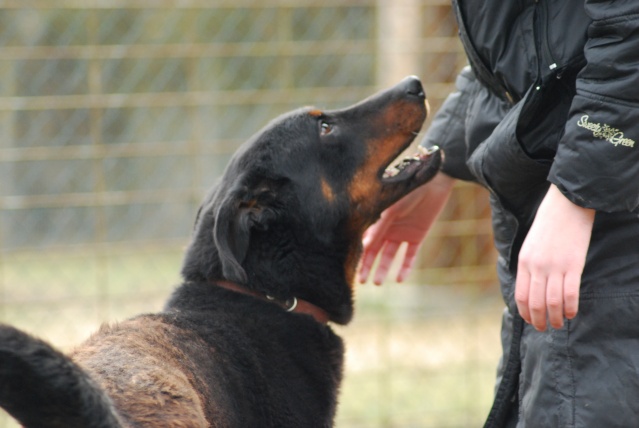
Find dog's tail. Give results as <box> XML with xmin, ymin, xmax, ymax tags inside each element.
<box><xmin>0</xmin><ymin>324</ymin><xmax>124</xmax><ymax>428</ymax></box>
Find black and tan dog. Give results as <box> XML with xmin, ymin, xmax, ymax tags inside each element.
<box><xmin>0</xmin><ymin>77</ymin><xmax>440</xmax><ymax>428</ymax></box>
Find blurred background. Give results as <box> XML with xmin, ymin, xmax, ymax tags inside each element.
<box><xmin>0</xmin><ymin>1</ymin><xmax>504</xmax><ymax>427</ymax></box>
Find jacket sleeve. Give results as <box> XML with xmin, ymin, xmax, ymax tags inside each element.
<box><xmin>419</xmin><ymin>66</ymin><xmax>478</xmax><ymax>182</ymax></box>
<box><xmin>548</xmin><ymin>2</ymin><xmax>639</xmax><ymax>213</ymax></box>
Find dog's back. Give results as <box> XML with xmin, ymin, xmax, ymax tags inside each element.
<box><xmin>0</xmin><ymin>282</ymin><xmax>344</xmax><ymax>428</ymax></box>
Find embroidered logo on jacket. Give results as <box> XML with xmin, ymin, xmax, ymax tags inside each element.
<box><xmin>577</xmin><ymin>115</ymin><xmax>635</xmax><ymax>148</ymax></box>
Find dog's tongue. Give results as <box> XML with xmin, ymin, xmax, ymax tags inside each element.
<box><xmin>383</xmin><ymin>145</ymin><xmax>439</xmax><ymax>179</ymax></box>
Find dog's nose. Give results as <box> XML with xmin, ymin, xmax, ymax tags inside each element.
<box><xmin>402</xmin><ymin>76</ymin><xmax>426</xmax><ymax>99</ymax></box>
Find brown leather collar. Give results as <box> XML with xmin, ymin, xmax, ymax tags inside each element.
<box><xmin>212</xmin><ymin>280</ymin><xmax>330</xmax><ymax>325</ymax></box>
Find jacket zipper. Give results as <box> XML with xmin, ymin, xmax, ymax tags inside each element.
<box><xmin>452</xmin><ymin>0</ymin><xmax>515</xmax><ymax>103</ymax></box>
<box><xmin>536</xmin><ymin>0</ymin><xmax>559</xmax><ymax>75</ymax></box>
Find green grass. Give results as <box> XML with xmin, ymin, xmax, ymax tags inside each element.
<box><xmin>0</xmin><ymin>248</ymin><xmax>504</xmax><ymax>427</ymax></box>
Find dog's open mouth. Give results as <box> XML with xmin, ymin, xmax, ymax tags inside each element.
<box><xmin>382</xmin><ymin>145</ymin><xmax>440</xmax><ymax>183</ymax></box>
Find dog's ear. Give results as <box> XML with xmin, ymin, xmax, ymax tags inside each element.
<box><xmin>212</xmin><ymin>183</ymin><xmax>279</xmax><ymax>284</ymax></box>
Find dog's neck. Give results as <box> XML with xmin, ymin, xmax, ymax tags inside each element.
<box><xmin>212</xmin><ymin>280</ymin><xmax>330</xmax><ymax>324</ymax></box>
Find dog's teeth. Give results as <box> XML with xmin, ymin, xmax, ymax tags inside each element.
<box><xmin>399</xmin><ymin>158</ymin><xmax>413</xmax><ymax>168</ymax></box>
<box><xmin>385</xmin><ymin>154</ymin><xmax>426</xmax><ymax>179</ymax></box>
<box><xmin>383</xmin><ymin>167</ymin><xmax>399</xmax><ymax>178</ymax></box>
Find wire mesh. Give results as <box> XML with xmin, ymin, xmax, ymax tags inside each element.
<box><xmin>0</xmin><ymin>2</ymin><xmax>502</xmax><ymax>427</ymax></box>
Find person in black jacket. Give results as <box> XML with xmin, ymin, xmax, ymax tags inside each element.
<box><xmin>359</xmin><ymin>1</ymin><xmax>639</xmax><ymax>426</ymax></box>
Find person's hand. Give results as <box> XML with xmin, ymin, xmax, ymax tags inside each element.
<box><xmin>358</xmin><ymin>172</ymin><xmax>455</xmax><ymax>285</ymax></box>
<box><xmin>515</xmin><ymin>184</ymin><xmax>595</xmax><ymax>331</ymax></box>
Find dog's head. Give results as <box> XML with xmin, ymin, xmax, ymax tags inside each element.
<box><xmin>182</xmin><ymin>76</ymin><xmax>441</xmax><ymax>324</ymax></box>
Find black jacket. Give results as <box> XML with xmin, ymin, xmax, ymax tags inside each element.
<box><xmin>421</xmin><ymin>1</ymin><xmax>639</xmax><ymax>426</ymax></box>
<box><xmin>448</xmin><ymin>0</ymin><xmax>639</xmax><ymax>213</ymax></box>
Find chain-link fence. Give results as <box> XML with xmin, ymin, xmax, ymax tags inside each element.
<box><xmin>0</xmin><ymin>1</ymin><xmax>503</xmax><ymax>427</ymax></box>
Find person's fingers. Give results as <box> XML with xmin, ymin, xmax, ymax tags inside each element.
<box><xmin>546</xmin><ymin>273</ymin><xmax>564</xmax><ymax>329</ymax></box>
<box><xmin>513</xmin><ymin>184</ymin><xmax>594</xmax><ymax>328</ymax></box>
<box><xmin>373</xmin><ymin>241</ymin><xmax>400</xmax><ymax>285</ymax></box>
<box><xmin>515</xmin><ymin>267</ymin><xmax>532</xmax><ymax>325</ymax></box>
<box><xmin>528</xmin><ymin>273</ymin><xmax>548</xmax><ymax>331</ymax></box>
<box><xmin>563</xmin><ymin>270</ymin><xmax>581</xmax><ymax>320</ymax></box>
<box><xmin>358</xmin><ymin>224</ymin><xmax>388</xmax><ymax>283</ymax></box>
<box><xmin>397</xmin><ymin>243</ymin><xmax>419</xmax><ymax>283</ymax></box>
<box><xmin>357</xmin><ymin>248</ymin><xmax>377</xmax><ymax>283</ymax></box>
<box><xmin>361</xmin><ymin>220</ymin><xmax>386</xmax><ymax>253</ymax></box>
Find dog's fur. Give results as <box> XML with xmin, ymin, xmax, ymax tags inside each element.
<box><xmin>0</xmin><ymin>77</ymin><xmax>440</xmax><ymax>428</ymax></box>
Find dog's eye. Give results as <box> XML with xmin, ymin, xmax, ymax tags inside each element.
<box><xmin>320</xmin><ymin>121</ymin><xmax>333</xmax><ymax>136</ymax></box>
